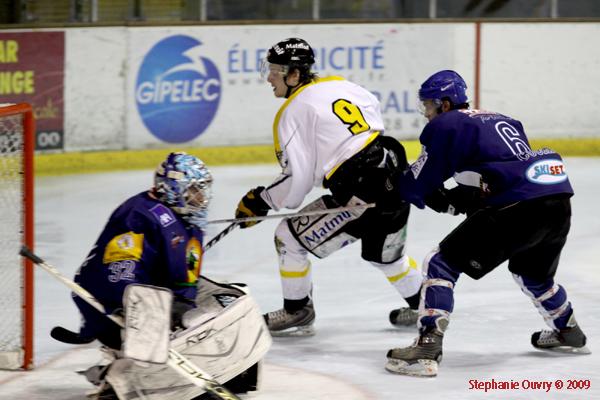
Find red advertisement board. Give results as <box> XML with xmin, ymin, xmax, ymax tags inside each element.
<box><xmin>0</xmin><ymin>31</ymin><xmax>65</xmax><ymax>150</ymax></box>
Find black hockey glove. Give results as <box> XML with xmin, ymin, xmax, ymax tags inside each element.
<box><xmin>358</xmin><ymin>168</ymin><xmax>404</xmax><ymax>211</ymax></box>
<box><xmin>446</xmin><ymin>185</ymin><xmax>487</xmax><ymax>215</ymax></box>
<box><xmin>235</xmin><ymin>186</ymin><xmax>271</xmax><ymax>228</ymax></box>
<box><xmin>424</xmin><ymin>188</ymin><xmax>464</xmax><ymax>215</ymax></box>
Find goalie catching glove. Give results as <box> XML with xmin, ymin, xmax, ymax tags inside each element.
<box><xmin>235</xmin><ymin>186</ymin><xmax>271</xmax><ymax>228</ymax></box>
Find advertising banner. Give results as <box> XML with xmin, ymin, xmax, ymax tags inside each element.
<box><xmin>0</xmin><ymin>32</ymin><xmax>65</xmax><ymax>151</ymax></box>
<box><xmin>126</xmin><ymin>24</ymin><xmax>474</xmax><ymax>149</ymax></box>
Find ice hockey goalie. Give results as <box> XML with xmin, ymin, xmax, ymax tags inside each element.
<box><xmin>82</xmin><ymin>276</ymin><xmax>272</xmax><ymax>399</ymax></box>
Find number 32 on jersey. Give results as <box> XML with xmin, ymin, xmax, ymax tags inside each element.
<box><xmin>332</xmin><ymin>99</ymin><xmax>370</xmax><ymax>135</ymax></box>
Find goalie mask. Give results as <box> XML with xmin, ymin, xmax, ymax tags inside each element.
<box><xmin>154</xmin><ymin>152</ymin><xmax>213</xmax><ymax>228</ymax></box>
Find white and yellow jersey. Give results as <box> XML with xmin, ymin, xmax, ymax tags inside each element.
<box><xmin>261</xmin><ymin>76</ymin><xmax>384</xmax><ymax>210</ymax></box>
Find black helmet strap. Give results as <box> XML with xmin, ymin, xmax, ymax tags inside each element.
<box><xmin>283</xmin><ymin>67</ymin><xmax>301</xmax><ymax>98</ymax></box>
<box><xmin>283</xmin><ymin>64</ymin><xmax>312</xmax><ymax>98</ymax></box>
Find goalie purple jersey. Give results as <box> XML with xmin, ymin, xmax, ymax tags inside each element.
<box><xmin>398</xmin><ymin>109</ymin><xmax>574</xmax><ymax>208</ymax></box>
<box><xmin>73</xmin><ymin>191</ymin><xmax>204</xmax><ymax>345</ymax></box>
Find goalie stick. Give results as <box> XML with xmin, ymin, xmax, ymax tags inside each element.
<box><xmin>51</xmin><ymin>326</ymin><xmax>95</xmax><ymax>345</ymax></box>
<box><xmin>20</xmin><ymin>246</ymin><xmax>241</xmax><ymax>400</ymax></box>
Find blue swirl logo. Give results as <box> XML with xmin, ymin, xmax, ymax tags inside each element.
<box><xmin>136</xmin><ymin>35</ymin><xmax>221</xmax><ymax>143</ymax></box>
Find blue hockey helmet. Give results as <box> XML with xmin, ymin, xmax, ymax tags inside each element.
<box><xmin>418</xmin><ymin>70</ymin><xmax>468</xmax><ymax>105</ymax></box>
<box><xmin>154</xmin><ymin>152</ymin><xmax>213</xmax><ymax>228</ymax></box>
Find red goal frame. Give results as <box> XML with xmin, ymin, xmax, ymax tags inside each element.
<box><xmin>0</xmin><ymin>103</ymin><xmax>35</xmax><ymax>370</ymax></box>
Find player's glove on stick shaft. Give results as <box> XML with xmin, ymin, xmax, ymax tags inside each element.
<box><xmin>236</xmin><ymin>186</ymin><xmax>271</xmax><ymax>228</ymax></box>
<box><xmin>425</xmin><ymin>186</ymin><xmax>484</xmax><ymax>216</ymax></box>
<box><xmin>425</xmin><ymin>188</ymin><xmax>459</xmax><ymax>215</ymax></box>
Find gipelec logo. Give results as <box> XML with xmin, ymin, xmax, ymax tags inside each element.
<box><xmin>135</xmin><ymin>35</ymin><xmax>221</xmax><ymax>143</ymax></box>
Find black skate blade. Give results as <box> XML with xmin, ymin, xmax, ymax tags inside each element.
<box><xmin>51</xmin><ymin>326</ymin><xmax>95</xmax><ymax>344</ymax></box>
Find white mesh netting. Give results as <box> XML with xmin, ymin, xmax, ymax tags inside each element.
<box><xmin>0</xmin><ymin>111</ymin><xmax>25</xmax><ymax>368</ymax></box>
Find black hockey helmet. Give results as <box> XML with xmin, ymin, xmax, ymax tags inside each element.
<box><xmin>266</xmin><ymin>37</ymin><xmax>315</xmax><ymax>67</ymax></box>
<box><xmin>264</xmin><ymin>38</ymin><xmax>315</xmax><ymax>84</ymax></box>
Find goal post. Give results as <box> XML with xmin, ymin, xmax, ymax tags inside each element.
<box><xmin>0</xmin><ymin>103</ymin><xmax>35</xmax><ymax>370</ymax></box>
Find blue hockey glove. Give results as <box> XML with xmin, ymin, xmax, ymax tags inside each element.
<box><xmin>235</xmin><ymin>186</ymin><xmax>271</xmax><ymax>228</ymax></box>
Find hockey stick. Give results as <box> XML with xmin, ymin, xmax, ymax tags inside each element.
<box><xmin>207</xmin><ymin>202</ymin><xmax>375</xmax><ymax>225</ymax></box>
<box><xmin>51</xmin><ymin>326</ymin><xmax>94</xmax><ymax>344</ymax></box>
<box><xmin>19</xmin><ymin>246</ymin><xmax>241</xmax><ymax>400</ymax></box>
<box><xmin>204</xmin><ymin>222</ymin><xmax>238</xmax><ymax>252</ymax></box>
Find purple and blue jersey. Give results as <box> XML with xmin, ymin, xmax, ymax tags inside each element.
<box><xmin>74</xmin><ymin>191</ymin><xmax>204</xmax><ymax>316</ymax></box>
<box><xmin>398</xmin><ymin>109</ymin><xmax>573</xmax><ymax>208</ymax></box>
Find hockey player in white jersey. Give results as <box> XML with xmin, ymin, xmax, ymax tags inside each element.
<box><xmin>234</xmin><ymin>38</ymin><xmax>423</xmax><ymax>337</ymax></box>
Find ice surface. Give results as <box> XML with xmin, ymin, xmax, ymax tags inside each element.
<box><xmin>1</xmin><ymin>158</ymin><xmax>598</xmax><ymax>399</ymax></box>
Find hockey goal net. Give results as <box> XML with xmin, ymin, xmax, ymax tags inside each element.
<box><xmin>0</xmin><ymin>103</ymin><xmax>34</xmax><ymax>370</ymax></box>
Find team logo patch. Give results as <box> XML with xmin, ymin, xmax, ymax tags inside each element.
<box><xmin>185</xmin><ymin>237</ymin><xmax>202</xmax><ymax>284</ymax></box>
<box><xmin>149</xmin><ymin>204</ymin><xmax>176</xmax><ymax>227</ymax></box>
<box><xmin>135</xmin><ymin>35</ymin><xmax>221</xmax><ymax>143</ymax></box>
<box><xmin>525</xmin><ymin>159</ymin><xmax>568</xmax><ymax>185</ymax></box>
<box><xmin>103</xmin><ymin>232</ymin><xmax>144</xmax><ymax>263</ymax></box>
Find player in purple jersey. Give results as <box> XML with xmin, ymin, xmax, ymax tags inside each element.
<box><xmin>72</xmin><ymin>152</ymin><xmax>212</xmax><ymax>350</ymax></box>
<box><xmin>385</xmin><ymin>70</ymin><xmax>590</xmax><ymax>377</ymax></box>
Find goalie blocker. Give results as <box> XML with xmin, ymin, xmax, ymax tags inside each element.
<box><xmin>97</xmin><ymin>276</ymin><xmax>271</xmax><ymax>400</ymax></box>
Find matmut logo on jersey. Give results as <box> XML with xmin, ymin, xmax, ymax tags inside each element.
<box><xmin>526</xmin><ymin>159</ymin><xmax>568</xmax><ymax>185</ymax></box>
<box><xmin>135</xmin><ymin>35</ymin><xmax>221</xmax><ymax>143</ymax></box>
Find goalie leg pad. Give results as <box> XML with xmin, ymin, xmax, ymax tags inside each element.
<box><xmin>123</xmin><ymin>284</ymin><xmax>173</xmax><ymax>364</ymax></box>
<box><xmin>106</xmin><ymin>290</ymin><xmax>271</xmax><ymax>400</ymax></box>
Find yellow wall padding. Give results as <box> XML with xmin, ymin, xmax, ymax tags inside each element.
<box><xmin>34</xmin><ymin>138</ymin><xmax>600</xmax><ymax>176</ymax></box>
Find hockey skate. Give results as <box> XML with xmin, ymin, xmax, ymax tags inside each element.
<box><xmin>531</xmin><ymin>314</ymin><xmax>591</xmax><ymax>354</ymax></box>
<box><xmin>389</xmin><ymin>307</ymin><xmax>419</xmax><ymax>327</ymax></box>
<box><xmin>86</xmin><ymin>380</ymin><xmax>117</xmax><ymax>400</ymax></box>
<box><xmin>385</xmin><ymin>322</ymin><xmax>446</xmax><ymax>377</ymax></box>
<box><xmin>264</xmin><ymin>301</ymin><xmax>315</xmax><ymax>337</ymax></box>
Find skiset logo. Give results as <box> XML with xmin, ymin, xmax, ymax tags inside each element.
<box><xmin>135</xmin><ymin>35</ymin><xmax>221</xmax><ymax>143</ymax></box>
<box><xmin>525</xmin><ymin>159</ymin><xmax>567</xmax><ymax>185</ymax></box>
